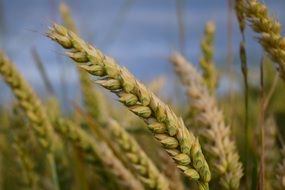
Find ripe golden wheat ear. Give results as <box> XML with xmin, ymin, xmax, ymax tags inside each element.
<box><xmin>170</xmin><ymin>53</ymin><xmax>243</xmax><ymax>190</ymax></box>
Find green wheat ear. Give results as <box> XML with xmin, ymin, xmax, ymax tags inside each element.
<box><xmin>0</xmin><ymin>51</ymin><xmax>60</xmax><ymax>190</ymax></box>
<box><xmin>244</xmin><ymin>0</ymin><xmax>285</xmax><ymax>80</ymax></box>
<box><xmin>199</xmin><ymin>21</ymin><xmax>218</xmax><ymax>94</ymax></box>
<box><xmin>47</xmin><ymin>23</ymin><xmax>211</xmax><ymax>190</ymax></box>
<box><xmin>59</xmin><ymin>1</ymin><xmax>107</xmax><ymax>123</ymax></box>
<box><xmin>108</xmin><ymin>119</ymin><xmax>170</xmax><ymax>190</ymax></box>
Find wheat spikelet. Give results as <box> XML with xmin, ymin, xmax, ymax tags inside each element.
<box><xmin>47</xmin><ymin>23</ymin><xmax>211</xmax><ymax>189</ymax></box>
<box><xmin>54</xmin><ymin>118</ymin><xmax>144</xmax><ymax>190</ymax></box>
<box><xmin>170</xmin><ymin>53</ymin><xmax>243</xmax><ymax>189</ymax></box>
<box><xmin>199</xmin><ymin>21</ymin><xmax>217</xmax><ymax>94</ymax></box>
<box><xmin>108</xmin><ymin>119</ymin><xmax>170</xmax><ymax>190</ymax></box>
<box><xmin>276</xmin><ymin>146</ymin><xmax>285</xmax><ymax>190</ymax></box>
<box><xmin>244</xmin><ymin>0</ymin><xmax>285</xmax><ymax>80</ymax></box>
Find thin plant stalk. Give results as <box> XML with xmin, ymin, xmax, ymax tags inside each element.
<box><xmin>263</xmin><ymin>74</ymin><xmax>278</xmax><ymax>112</ymax></box>
<box><xmin>31</xmin><ymin>48</ymin><xmax>55</xmax><ymax>96</ymax></box>
<box><xmin>258</xmin><ymin>55</ymin><xmax>265</xmax><ymax>190</ymax></box>
<box><xmin>176</xmin><ymin>0</ymin><xmax>186</xmax><ymax>55</ymax></box>
<box><xmin>235</xmin><ymin>0</ymin><xmax>249</xmax><ymax>184</ymax></box>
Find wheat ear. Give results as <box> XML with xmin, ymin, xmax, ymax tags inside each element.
<box><xmin>60</xmin><ymin>2</ymin><xmax>106</xmax><ymax>122</ymax></box>
<box><xmin>13</xmin><ymin>138</ymin><xmax>39</xmax><ymax>190</ymax></box>
<box><xmin>0</xmin><ymin>52</ymin><xmax>53</xmax><ymax>150</ymax></box>
<box><xmin>263</xmin><ymin>117</ymin><xmax>279</xmax><ymax>190</ymax></box>
<box><xmin>199</xmin><ymin>21</ymin><xmax>217</xmax><ymax>94</ymax></box>
<box><xmin>170</xmin><ymin>53</ymin><xmax>243</xmax><ymax>189</ymax></box>
<box><xmin>276</xmin><ymin>146</ymin><xmax>285</xmax><ymax>190</ymax></box>
<box><xmin>244</xmin><ymin>0</ymin><xmax>285</xmax><ymax>80</ymax></box>
<box><xmin>54</xmin><ymin>118</ymin><xmax>144</xmax><ymax>190</ymax></box>
<box><xmin>47</xmin><ymin>23</ymin><xmax>211</xmax><ymax>189</ymax></box>
<box><xmin>0</xmin><ymin>51</ymin><xmax>60</xmax><ymax>190</ymax></box>
<box><xmin>108</xmin><ymin>119</ymin><xmax>170</xmax><ymax>190</ymax></box>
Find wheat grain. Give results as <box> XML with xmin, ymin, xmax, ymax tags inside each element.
<box><xmin>244</xmin><ymin>0</ymin><xmax>285</xmax><ymax>80</ymax></box>
<box><xmin>47</xmin><ymin>23</ymin><xmax>211</xmax><ymax>190</ymax></box>
<box><xmin>170</xmin><ymin>53</ymin><xmax>243</xmax><ymax>189</ymax></box>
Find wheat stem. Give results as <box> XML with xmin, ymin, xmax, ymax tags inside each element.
<box><xmin>235</xmin><ymin>1</ymin><xmax>249</xmax><ymax>186</ymax></box>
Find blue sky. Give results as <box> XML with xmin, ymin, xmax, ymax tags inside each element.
<box><xmin>1</xmin><ymin>0</ymin><xmax>285</xmax><ymax>104</ymax></box>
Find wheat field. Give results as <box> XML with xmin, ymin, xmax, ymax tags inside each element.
<box><xmin>0</xmin><ymin>1</ymin><xmax>285</xmax><ymax>190</ymax></box>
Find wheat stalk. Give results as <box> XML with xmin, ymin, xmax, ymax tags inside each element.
<box><xmin>108</xmin><ymin>119</ymin><xmax>170</xmax><ymax>190</ymax></box>
<box><xmin>47</xmin><ymin>23</ymin><xmax>211</xmax><ymax>190</ymax></box>
<box><xmin>235</xmin><ymin>0</ymin><xmax>249</xmax><ymax>184</ymax></box>
<box><xmin>0</xmin><ymin>51</ymin><xmax>60</xmax><ymax>190</ymax></box>
<box><xmin>54</xmin><ymin>118</ymin><xmax>144</xmax><ymax>190</ymax></box>
<box><xmin>199</xmin><ymin>21</ymin><xmax>217</xmax><ymax>94</ymax></box>
<box><xmin>170</xmin><ymin>53</ymin><xmax>243</xmax><ymax>189</ymax></box>
<box><xmin>244</xmin><ymin>0</ymin><xmax>285</xmax><ymax>80</ymax></box>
